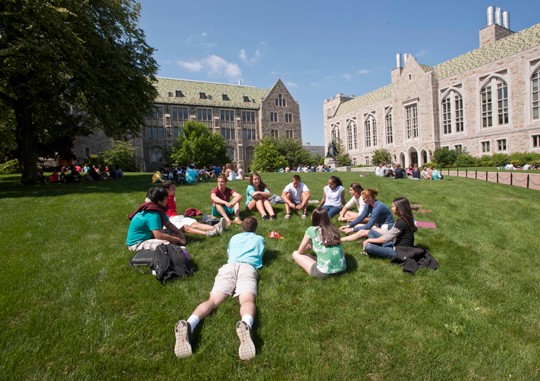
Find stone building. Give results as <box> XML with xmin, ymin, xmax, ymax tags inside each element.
<box><xmin>323</xmin><ymin>7</ymin><xmax>540</xmax><ymax>167</ymax></box>
<box><xmin>73</xmin><ymin>78</ymin><xmax>301</xmax><ymax>171</ymax></box>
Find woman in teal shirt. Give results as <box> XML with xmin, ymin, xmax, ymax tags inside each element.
<box><xmin>245</xmin><ymin>172</ymin><xmax>276</xmax><ymax>220</ymax></box>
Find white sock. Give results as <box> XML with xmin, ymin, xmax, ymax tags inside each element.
<box><xmin>187</xmin><ymin>315</ymin><xmax>200</xmax><ymax>330</ymax></box>
<box><xmin>241</xmin><ymin>314</ymin><xmax>254</xmax><ymax>328</ymax></box>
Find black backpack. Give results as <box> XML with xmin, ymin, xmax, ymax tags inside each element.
<box><xmin>129</xmin><ymin>244</ymin><xmax>197</xmax><ymax>284</ymax></box>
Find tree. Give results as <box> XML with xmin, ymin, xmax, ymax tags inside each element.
<box><xmin>0</xmin><ymin>1</ymin><xmax>158</xmax><ymax>184</ymax></box>
<box><xmin>251</xmin><ymin>138</ymin><xmax>287</xmax><ymax>172</ymax></box>
<box><xmin>273</xmin><ymin>138</ymin><xmax>312</xmax><ymax>168</ymax></box>
<box><xmin>102</xmin><ymin>140</ymin><xmax>138</xmax><ymax>172</ymax></box>
<box><xmin>170</xmin><ymin>121</ymin><xmax>228</xmax><ymax>167</ymax></box>
<box><xmin>371</xmin><ymin>149</ymin><xmax>392</xmax><ymax>166</ymax></box>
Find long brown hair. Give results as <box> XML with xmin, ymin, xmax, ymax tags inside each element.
<box><xmin>249</xmin><ymin>172</ymin><xmax>269</xmax><ymax>192</ymax></box>
<box><xmin>393</xmin><ymin>197</ymin><xmax>417</xmax><ymax>232</ymax></box>
<box><xmin>311</xmin><ymin>207</ymin><xmax>341</xmax><ymax>246</ymax></box>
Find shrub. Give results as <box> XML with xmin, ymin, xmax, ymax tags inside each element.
<box><xmin>433</xmin><ymin>147</ymin><xmax>457</xmax><ymax>167</ymax></box>
<box><xmin>102</xmin><ymin>140</ymin><xmax>138</xmax><ymax>171</ymax></box>
<box><xmin>454</xmin><ymin>153</ymin><xmax>478</xmax><ymax>167</ymax></box>
<box><xmin>371</xmin><ymin>149</ymin><xmax>392</xmax><ymax>166</ymax></box>
<box><xmin>0</xmin><ymin>159</ymin><xmax>19</xmax><ymax>174</ymax></box>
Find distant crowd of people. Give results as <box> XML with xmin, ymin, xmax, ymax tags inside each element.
<box><xmin>374</xmin><ymin>163</ymin><xmax>442</xmax><ymax>180</ymax></box>
<box><xmin>39</xmin><ymin>163</ymin><xmax>123</xmax><ymax>184</ymax></box>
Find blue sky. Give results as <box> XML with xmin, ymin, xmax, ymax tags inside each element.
<box><xmin>137</xmin><ymin>0</ymin><xmax>540</xmax><ymax>146</ymax></box>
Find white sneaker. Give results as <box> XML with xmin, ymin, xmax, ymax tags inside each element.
<box><xmin>236</xmin><ymin>321</ymin><xmax>256</xmax><ymax>361</ymax></box>
<box><xmin>174</xmin><ymin>320</ymin><xmax>192</xmax><ymax>358</ymax></box>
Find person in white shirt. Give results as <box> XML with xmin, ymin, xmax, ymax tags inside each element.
<box><xmin>281</xmin><ymin>174</ymin><xmax>311</xmax><ymax>219</ymax></box>
<box><xmin>338</xmin><ymin>183</ymin><xmax>367</xmax><ymax>223</ymax></box>
<box><xmin>319</xmin><ymin>175</ymin><xmax>346</xmax><ymax>219</ymax></box>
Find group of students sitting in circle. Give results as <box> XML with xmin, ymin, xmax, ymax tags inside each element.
<box><xmin>126</xmin><ymin>172</ymin><xmax>422</xmax><ymax>361</ymax></box>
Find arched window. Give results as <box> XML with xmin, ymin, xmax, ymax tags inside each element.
<box><xmin>532</xmin><ymin>69</ymin><xmax>540</xmax><ymax>120</ymax></box>
<box><xmin>331</xmin><ymin>123</ymin><xmax>340</xmax><ymax>141</ymax></box>
<box><xmin>227</xmin><ymin>146</ymin><xmax>235</xmax><ymax>162</ymax></box>
<box><xmin>385</xmin><ymin>109</ymin><xmax>393</xmax><ymax>144</ymax></box>
<box><xmin>364</xmin><ymin>114</ymin><xmax>376</xmax><ymax>148</ymax></box>
<box><xmin>150</xmin><ymin>147</ymin><xmax>163</xmax><ymax>162</ymax></box>
<box><xmin>346</xmin><ymin>119</ymin><xmax>357</xmax><ymax>151</ymax></box>
<box><xmin>481</xmin><ymin>77</ymin><xmax>508</xmax><ymax>128</ymax></box>
<box><xmin>441</xmin><ymin>89</ymin><xmax>464</xmax><ymax>134</ymax></box>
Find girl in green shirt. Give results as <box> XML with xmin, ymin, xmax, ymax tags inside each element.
<box><xmin>292</xmin><ymin>207</ymin><xmax>346</xmax><ymax>279</ymax></box>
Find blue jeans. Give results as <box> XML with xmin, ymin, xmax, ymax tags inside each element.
<box><xmin>323</xmin><ymin>205</ymin><xmax>342</xmax><ymax>219</ymax></box>
<box><xmin>364</xmin><ymin>230</ymin><xmax>396</xmax><ymax>259</ymax></box>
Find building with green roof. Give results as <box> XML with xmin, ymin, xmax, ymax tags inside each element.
<box><xmin>323</xmin><ymin>7</ymin><xmax>540</xmax><ymax>167</ymax></box>
<box><xmin>74</xmin><ymin>78</ymin><xmax>301</xmax><ymax>171</ymax></box>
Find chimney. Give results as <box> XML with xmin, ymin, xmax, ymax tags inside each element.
<box><xmin>396</xmin><ymin>53</ymin><xmax>402</xmax><ymax>69</ymax></box>
<box><xmin>486</xmin><ymin>5</ymin><xmax>494</xmax><ymax>26</ymax></box>
<box><xmin>495</xmin><ymin>7</ymin><xmax>502</xmax><ymax>26</ymax></box>
<box><xmin>502</xmin><ymin>11</ymin><xmax>510</xmax><ymax>29</ymax></box>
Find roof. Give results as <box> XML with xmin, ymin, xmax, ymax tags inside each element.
<box><xmin>153</xmin><ymin>77</ymin><xmax>270</xmax><ymax>109</ymax></box>
<box><xmin>332</xmin><ymin>22</ymin><xmax>540</xmax><ymax>117</ymax></box>
<box><xmin>334</xmin><ymin>85</ymin><xmax>393</xmax><ymax>117</ymax></box>
<box><xmin>433</xmin><ymin>23</ymin><xmax>540</xmax><ymax>80</ymax></box>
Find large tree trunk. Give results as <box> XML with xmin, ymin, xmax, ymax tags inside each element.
<box><xmin>15</xmin><ymin>106</ymin><xmax>38</xmax><ymax>185</ymax></box>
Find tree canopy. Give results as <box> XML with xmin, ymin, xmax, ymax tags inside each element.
<box><xmin>0</xmin><ymin>0</ymin><xmax>158</xmax><ymax>183</ymax></box>
<box><xmin>251</xmin><ymin>138</ymin><xmax>287</xmax><ymax>172</ymax></box>
<box><xmin>170</xmin><ymin>121</ymin><xmax>229</xmax><ymax>167</ymax></box>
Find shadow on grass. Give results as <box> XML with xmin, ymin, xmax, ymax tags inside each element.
<box><xmin>0</xmin><ymin>173</ymin><xmax>220</xmax><ymax>199</ymax></box>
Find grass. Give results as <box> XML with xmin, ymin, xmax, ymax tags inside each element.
<box><xmin>0</xmin><ymin>172</ymin><xmax>539</xmax><ymax>380</ymax></box>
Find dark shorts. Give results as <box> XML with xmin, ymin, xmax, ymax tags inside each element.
<box><xmin>309</xmin><ymin>263</ymin><xmax>344</xmax><ymax>279</ymax></box>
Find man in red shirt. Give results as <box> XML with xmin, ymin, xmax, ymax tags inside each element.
<box><xmin>211</xmin><ymin>174</ymin><xmax>242</xmax><ymax>227</ymax></box>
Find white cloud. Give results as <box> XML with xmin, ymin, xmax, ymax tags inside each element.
<box><xmin>178</xmin><ymin>55</ymin><xmax>242</xmax><ymax>81</ymax></box>
<box><xmin>285</xmin><ymin>81</ymin><xmax>298</xmax><ymax>88</ymax></box>
<box><xmin>239</xmin><ymin>49</ymin><xmax>261</xmax><ymax>65</ymax></box>
<box><xmin>415</xmin><ymin>49</ymin><xmax>426</xmax><ymax>58</ymax></box>
<box><xmin>357</xmin><ymin>69</ymin><xmax>369</xmax><ymax>75</ymax></box>
<box><xmin>342</xmin><ymin>73</ymin><xmax>353</xmax><ymax>80</ymax></box>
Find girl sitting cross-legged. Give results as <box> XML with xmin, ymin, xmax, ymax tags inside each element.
<box><xmin>362</xmin><ymin>197</ymin><xmax>417</xmax><ymax>259</ymax></box>
<box><xmin>292</xmin><ymin>207</ymin><xmax>347</xmax><ymax>279</ymax></box>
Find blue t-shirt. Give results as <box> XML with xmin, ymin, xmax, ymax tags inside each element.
<box><xmin>349</xmin><ymin>200</ymin><xmax>394</xmax><ymax>231</ymax></box>
<box><xmin>126</xmin><ymin>210</ymin><xmax>168</xmax><ymax>247</ymax></box>
<box><xmin>186</xmin><ymin>168</ymin><xmax>198</xmax><ymax>184</ymax></box>
<box><xmin>227</xmin><ymin>232</ymin><xmax>265</xmax><ymax>269</ymax></box>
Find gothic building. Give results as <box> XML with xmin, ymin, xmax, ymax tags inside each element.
<box><xmin>73</xmin><ymin>78</ymin><xmax>301</xmax><ymax>170</ymax></box>
<box><xmin>323</xmin><ymin>7</ymin><xmax>540</xmax><ymax>167</ymax></box>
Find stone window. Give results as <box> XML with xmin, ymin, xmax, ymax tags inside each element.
<box><xmin>385</xmin><ymin>109</ymin><xmax>393</xmax><ymax>144</ymax></box>
<box><xmin>497</xmin><ymin>139</ymin><xmax>507</xmax><ymax>151</ymax></box>
<box><xmin>220</xmin><ymin>109</ymin><xmax>235</xmax><ymax>140</ymax></box>
<box><xmin>285</xmin><ymin>113</ymin><xmax>293</xmax><ymax>123</ymax></box>
<box><xmin>150</xmin><ymin>146</ymin><xmax>163</xmax><ymax>162</ymax></box>
<box><xmin>196</xmin><ymin>108</ymin><xmax>213</xmax><ymax>129</ymax></box>
<box><xmin>364</xmin><ymin>114</ymin><xmax>377</xmax><ymax>148</ymax></box>
<box><xmin>405</xmin><ymin>104</ymin><xmax>418</xmax><ymax>139</ymax></box>
<box><xmin>481</xmin><ymin>77</ymin><xmax>508</xmax><ymax>128</ymax></box>
<box><xmin>275</xmin><ymin>94</ymin><xmax>286</xmax><ymax>107</ymax></box>
<box><xmin>347</xmin><ymin>119</ymin><xmax>357</xmax><ymax>151</ymax></box>
<box><xmin>270</xmin><ymin>130</ymin><xmax>279</xmax><ymax>138</ymax></box>
<box><xmin>286</xmin><ymin>130</ymin><xmax>294</xmax><ymax>139</ymax></box>
<box><xmin>532</xmin><ymin>69</ymin><xmax>540</xmax><ymax>120</ymax></box>
<box><xmin>532</xmin><ymin>134</ymin><xmax>540</xmax><ymax>148</ymax></box>
<box><xmin>481</xmin><ymin>141</ymin><xmax>491</xmax><ymax>153</ymax></box>
<box><xmin>270</xmin><ymin>112</ymin><xmax>278</xmax><ymax>122</ymax></box>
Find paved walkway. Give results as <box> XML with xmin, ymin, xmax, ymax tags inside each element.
<box><xmin>444</xmin><ymin>169</ymin><xmax>540</xmax><ymax>191</ymax></box>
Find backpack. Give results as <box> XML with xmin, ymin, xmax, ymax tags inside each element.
<box><xmin>129</xmin><ymin>244</ymin><xmax>197</xmax><ymax>284</ymax></box>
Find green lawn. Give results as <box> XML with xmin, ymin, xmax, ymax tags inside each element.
<box><xmin>0</xmin><ymin>172</ymin><xmax>539</xmax><ymax>380</ymax></box>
